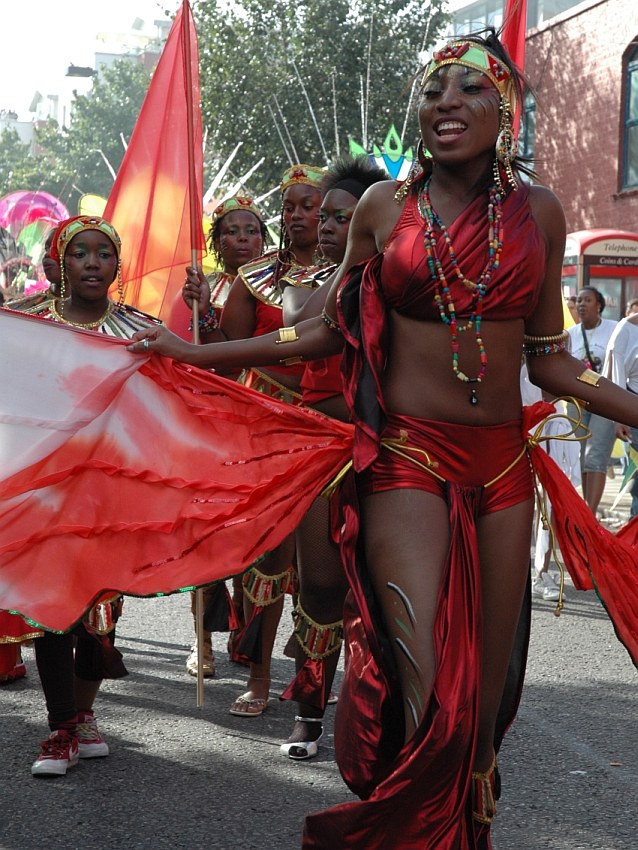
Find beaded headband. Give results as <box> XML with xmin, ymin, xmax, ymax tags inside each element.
<box><xmin>50</xmin><ymin>215</ymin><xmax>122</xmax><ymax>263</ymax></box>
<box><xmin>422</xmin><ymin>41</ymin><xmax>518</xmax><ymax>114</ymax></box>
<box><xmin>280</xmin><ymin>164</ymin><xmax>325</xmax><ymax>193</ymax></box>
<box><xmin>212</xmin><ymin>195</ymin><xmax>263</xmax><ymax>224</ymax></box>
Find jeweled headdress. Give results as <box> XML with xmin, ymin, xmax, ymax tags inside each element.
<box><xmin>279</xmin><ymin>164</ymin><xmax>325</xmax><ymax>193</ymax></box>
<box><xmin>422</xmin><ymin>40</ymin><xmax>518</xmax><ymax>116</ymax></box>
<box><xmin>422</xmin><ymin>39</ymin><xmax>520</xmax><ymax>190</ymax></box>
<box><xmin>50</xmin><ymin>215</ymin><xmax>122</xmax><ymax>263</ymax></box>
<box><xmin>49</xmin><ymin>215</ymin><xmax>124</xmax><ymax>306</ymax></box>
<box><xmin>212</xmin><ymin>195</ymin><xmax>263</xmax><ymax>224</ymax></box>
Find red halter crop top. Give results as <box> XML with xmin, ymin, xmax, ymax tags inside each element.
<box><xmin>380</xmin><ymin>180</ymin><xmax>546</xmax><ymax>322</ymax></box>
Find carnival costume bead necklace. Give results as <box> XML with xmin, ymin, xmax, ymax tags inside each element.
<box><xmin>418</xmin><ymin>175</ymin><xmax>504</xmax><ymax>405</ymax></box>
<box><xmin>50</xmin><ymin>298</ymin><xmax>115</xmax><ymax>329</ymax></box>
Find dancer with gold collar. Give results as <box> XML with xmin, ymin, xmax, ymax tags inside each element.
<box><xmin>11</xmin><ymin>215</ymin><xmax>160</xmax><ymax>777</ymax></box>
<box><xmin>181</xmin><ymin>165</ymin><xmax>326</xmax><ymax>716</ymax></box>
<box><xmin>169</xmin><ymin>195</ymin><xmax>268</xmax><ymax>679</ymax></box>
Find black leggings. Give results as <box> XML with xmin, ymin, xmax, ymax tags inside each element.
<box><xmin>34</xmin><ymin>626</ymin><xmax>114</xmax><ymax>723</ymax></box>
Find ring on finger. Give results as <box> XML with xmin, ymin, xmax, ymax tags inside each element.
<box><xmin>143</xmin><ymin>338</ymin><xmax>150</xmax><ymax>352</ymax></box>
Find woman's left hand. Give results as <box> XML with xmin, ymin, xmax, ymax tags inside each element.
<box><xmin>126</xmin><ymin>325</ymin><xmax>198</xmax><ymax>362</ymax></box>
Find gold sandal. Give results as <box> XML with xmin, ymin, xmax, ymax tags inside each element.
<box><xmin>471</xmin><ymin>758</ymin><xmax>500</xmax><ymax>824</ymax></box>
<box><xmin>229</xmin><ymin>678</ymin><xmax>270</xmax><ymax>717</ymax></box>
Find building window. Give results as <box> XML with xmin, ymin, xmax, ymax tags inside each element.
<box><xmin>453</xmin><ymin>0</ymin><xmax>503</xmax><ymax>36</ymax></box>
<box><xmin>519</xmin><ymin>92</ymin><xmax>536</xmax><ymax>161</ymax></box>
<box><xmin>623</xmin><ymin>46</ymin><xmax>638</xmax><ymax>190</ymax></box>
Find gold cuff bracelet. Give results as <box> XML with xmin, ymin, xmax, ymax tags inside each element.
<box><xmin>275</xmin><ymin>326</ymin><xmax>299</xmax><ymax>344</ymax></box>
<box><xmin>576</xmin><ymin>368</ymin><xmax>601</xmax><ymax>387</ymax></box>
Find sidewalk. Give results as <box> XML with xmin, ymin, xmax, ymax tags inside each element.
<box><xmin>596</xmin><ymin>460</ymin><xmax>633</xmax><ymax>529</ymax></box>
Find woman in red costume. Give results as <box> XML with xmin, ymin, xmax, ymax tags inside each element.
<box><xmin>181</xmin><ymin>165</ymin><xmax>326</xmax><ymax>718</ymax></box>
<box><xmin>10</xmin><ymin>215</ymin><xmax>160</xmax><ymax>777</ymax></box>
<box><xmin>129</xmin><ymin>31</ymin><xmax>638</xmax><ymax>849</ymax></box>
<box><xmin>168</xmin><ymin>195</ymin><xmax>268</xmax><ymax>680</ymax></box>
<box><xmin>279</xmin><ymin>157</ymin><xmax>387</xmax><ymax>761</ymax></box>
<box><xmin>0</xmin><ymin>228</ymin><xmax>62</xmax><ymax>684</ymax></box>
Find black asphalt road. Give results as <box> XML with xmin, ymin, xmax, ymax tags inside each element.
<box><xmin>2</xmin><ymin>572</ymin><xmax>637</xmax><ymax>850</ymax></box>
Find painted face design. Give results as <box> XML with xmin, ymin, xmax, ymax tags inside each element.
<box><xmin>419</xmin><ymin>65</ymin><xmax>501</xmax><ymax>161</ymax></box>
<box><xmin>216</xmin><ymin>210</ymin><xmax>263</xmax><ymax>273</ymax></box>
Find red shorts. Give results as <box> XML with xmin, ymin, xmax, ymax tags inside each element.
<box><xmin>359</xmin><ymin>412</ymin><xmax>533</xmax><ymax>515</ymax></box>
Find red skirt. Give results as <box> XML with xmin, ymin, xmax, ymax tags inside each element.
<box><xmin>303</xmin><ymin>413</ymin><xmax>533</xmax><ymax>850</ymax></box>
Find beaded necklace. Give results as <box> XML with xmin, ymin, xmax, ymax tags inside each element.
<box><xmin>418</xmin><ymin>175</ymin><xmax>504</xmax><ymax>405</ymax></box>
<box><xmin>49</xmin><ymin>299</ymin><xmax>115</xmax><ymax>329</ymax></box>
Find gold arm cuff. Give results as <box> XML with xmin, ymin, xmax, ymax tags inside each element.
<box><xmin>523</xmin><ymin>330</ymin><xmax>568</xmax><ymax>344</ymax></box>
<box><xmin>275</xmin><ymin>326</ymin><xmax>299</xmax><ymax>344</ymax></box>
<box><xmin>576</xmin><ymin>368</ymin><xmax>601</xmax><ymax>387</ymax></box>
<box><xmin>279</xmin><ymin>355</ymin><xmax>303</xmax><ymax>366</ymax></box>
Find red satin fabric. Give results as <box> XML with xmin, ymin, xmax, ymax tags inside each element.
<box><xmin>0</xmin><ymin>310</ymin><xmax>353</xmax><ymax>633</ymax></box>
<box><xmin>279</xmin><ymin>657</ymin><xmax>330</xmax><ymax>710</ymax></box>
<box><xmin>301</xmin><ymin>354</ymin><xmax>344</xmax><ymax>405</ymax></box>
<box><xmin>524</xmin><ymin>403</ymin><xmax>638</xmax><ymax>664</ymax></box>
<box><xmin>380</xmin><ymin>180</ymin><xmax>544</xmax><ymax>323</ymax></box>
<box><xmin>303</xmin><ymin>414</ymin><xmax>533</xmax><ymax>850</ymax></box>
<box><xmin>0</xmin><ymin>611</ymin><xmax>42</xmax><ymax>644</ymax></box>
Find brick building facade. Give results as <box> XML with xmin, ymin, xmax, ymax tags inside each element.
<box><xmin>525</xmin><ymin>0</ymin><xmax>638</xmax><ymax>234</ymax></box>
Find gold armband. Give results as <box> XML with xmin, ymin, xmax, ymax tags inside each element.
<box><xmin>523</xmin><ymin>331</ymin><xmax>568</xmax><ymax>344</ymax></box>
<box><xmin>576</xmin><ymin>368</ymin><xmax>601</xmax><ymax>387</ymax></box>
<box><xmin>279</xmin><ymin>355</ymin><xmax>303</xmax><ymax>366</ymax></box>
<box><xmin>275</xmin><ymin>326</ymin><xmax>299</xmax><ymax>344</ymax></box>
<box><xmin>522</xmin><ymin>330</ymin><xmax>568</xmax><ymax>357</ymax></box>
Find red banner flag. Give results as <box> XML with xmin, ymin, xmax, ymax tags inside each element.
<box><xmin>501</xmin><ymin>0</ymin><xmax>527</xmax><ymax>72</ymax></box>
<box><xmin>0</xmin><ymin>310</ymin><xmax>353</xmax><ymax>633</ymax></box>
<box><xmin>501</xmin><ymin>0</ymin><xmax>527</xmax><ymax>135</ymax></box>
<box><xmin>104</xmin><ymin>1</ymin><xmax>205</xmax><ymax>322</ymax></box>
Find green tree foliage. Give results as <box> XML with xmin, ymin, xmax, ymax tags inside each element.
<box><xmin>194</xmin><ymin>0</ymin><xmax>448</xmax><ymax>204</ymax></box>
<box><xmin>63</xmin><ymin>60</ymin><xmax>151</xmax><ymax>200</ymax></box>
<box><xmin>0</xmin><ymin>129</ymin><xmax>32</xmax><ymax>197</ymax></box>
<box><xmin>1</xmin><ymin>60</ymin><xmax>150</xmax><ymax>205</ymax></box>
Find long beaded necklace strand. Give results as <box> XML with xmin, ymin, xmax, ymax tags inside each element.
<box><xmin>418</xmin><ymin>175</ymin><xmax>504</xmax><ymax>405</ymax></box>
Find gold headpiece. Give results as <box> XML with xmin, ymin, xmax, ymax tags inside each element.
<box><xmin>212</xmin><ymin>196</ymin><xmax>263</xmax><ymax>224</ymax></box>
<box><xmin>422</xmin><ymin>41</ymin><xmax>517</xmax><ymax>115</ymax></box>
<box><xmin>280</xmin><ymin>164</ymin><xmax>325</xmax><ymax>193</ymax></box>
<box><xmin>422</xmin><ymin>40</ymin><xmax>519</xmax><ymax>190</ymax></box>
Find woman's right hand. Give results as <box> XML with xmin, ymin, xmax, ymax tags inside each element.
<box><xmin>182</xmin><ymin>266</ymin><xmax>211</xmax><ymax>312</ymax></box>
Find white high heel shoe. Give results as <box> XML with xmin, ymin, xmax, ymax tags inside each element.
<box><xmin>280</xmin><ymin>716</ymin><xmax>324</xmax><ymax>760</ymax></box>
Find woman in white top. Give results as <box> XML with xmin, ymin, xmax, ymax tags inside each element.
<box><xmin>567</xmin><ymin>287</ymin><xmax>617</xmax><ymax>514</ymax></box>
<box><xmin>606</xmin><ymin>310</ymin><xmax>638</xmax><ymax>517</ymax></box>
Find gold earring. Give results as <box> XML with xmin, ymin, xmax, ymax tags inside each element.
<box><xmin>116</xmin><ymin>260</ymin><xmax>125</xmax><ymax>307</ymax></box>
<box><xmin>496</xmin><ymin>95</ymin><xmax>518</xmax><ymax>191</ymax></box>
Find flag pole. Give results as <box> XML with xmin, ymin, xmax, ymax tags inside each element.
<box><xmin>182</xmin><ymin>0</ymin><xmax>205</xmax><ymax>708</ymax></box>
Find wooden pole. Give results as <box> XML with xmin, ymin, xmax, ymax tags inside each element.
<box><xmin>182</xmin><ymin>0</ymin><xmax>205</xmax><ymax>709</ymax></box>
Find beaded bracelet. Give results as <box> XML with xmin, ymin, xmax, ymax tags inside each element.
<box><xmin>189</xmin><ymin>306</ymin><xmax>219</xmax><ymax>333</ymax></box>
<box><xmin>523</xmin><ymin>329</ymin><xmax>568</xmax><ymax>357</ymax></box>
<box><xmin>321</xmin><ymin>307</ymin><xmax>342</xmax><ymax>334</ymax></box>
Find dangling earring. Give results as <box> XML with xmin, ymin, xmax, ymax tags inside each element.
<box><xmin>417</xmin><ymin>138</ymin><xmax>431</xmax><ymax>170</ymax></box>
<box><xmin>116</xmin><ymin>260</ymin><xmax>125</xmax><ymax>307</ymax></box>
<box><xmin>58</xmin><ymin>261</ymin><xmax>66</xmax><ymax>306</ymax></box>
<box><xmin>496</xmin><ymin>95</ymin><xmax>518</xmax><ymax>191</ymax></box>
<box><xmin>394</xmin><ymin>142</ymin><xmax>424</xmax><ymax>204</ymax></box>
